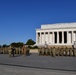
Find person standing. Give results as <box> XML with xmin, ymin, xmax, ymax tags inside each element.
<box><xmin>72</xmin><ymin>41</ymin><xmax>76</xmax><ymax>56</ymax></box>
<box><xmin>8</xmin><ymin>46</ymin><xmax>12</xmax><ymax>57</ymax></box>
<box><xmin>22</xmin><ymin>45</ymin><xmax>27</xmax><ymax>56</ymax></box>
<box><xmin>11</xmin><ymin>47</ymin><xmax>15</xmax><ymax>57</ymax></box>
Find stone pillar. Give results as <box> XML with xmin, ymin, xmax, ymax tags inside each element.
<box><xmin>48</xmin><ymin>32</ymin><xmax>50</xmax><ymax>44</ymax></box>
<box><xmin>62</xmin><ymin>31</ymin><xmax>64</xmax><ymax>44</ymax></box>
<box><xmin>44</xmin><ymin>32</ymin><xmax>46</xmax><ymax>44</ymax></box>
<box><xmin>75</xmin><ymin>31</ymin><xmax>76</xmax><ymax>42</ymax></box>
<box><xmin>52</xmin><ymin>32</ymin><xmax>54</xmax><ymax>44</ymax></box>
<box><xmin>72</xmin><ymin>31</ymin><xmax>74</xmax><ymax>44</ymax></box>
<box><xmin>57</xmin><ymin>32</ymin><xmax>59</xmax><ymax>44</ymax></box>
<box><xmin>67</xmin><ymin>31</ymin><xmax>68</xmax><ymax>44</ymax></box>
<box><xmin>36</xmin><ymin>32</ymin><xmax>38</xmax><ymax>44</ymax></box>
<box><xmin>40</xmin><ymin>32</ymin><xmax>42</xmax><ymax>44</ymax></box>
<box><xmin>39</xmin><ymin>32</ymin><xmax>41</xmax><ymax>44</ymax></box>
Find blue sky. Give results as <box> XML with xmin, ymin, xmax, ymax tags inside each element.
<box><xmin>0</xmin><ymin>0</ymin><xmax>76</xmax><ymax>45</ymax></box>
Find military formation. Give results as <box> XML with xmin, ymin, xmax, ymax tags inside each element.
<box><xmin>38</xmin><ymin>46</ymin><xmax>76</xmax><ymax>57</ymax></box>
<box><xmin>0</xmin><ymin>45</ymin><xmax>76</xmax><ymax>57</ymax></box>
<box><xmin>0</xmin><ymin>45</ymin><xmax>30</xmax><ymax>57</ymax></box>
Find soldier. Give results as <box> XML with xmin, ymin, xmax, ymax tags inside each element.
<box><xmin>73</xmin><ymin>43</ymin><xmax>76</xmax><ymax>56</ymax></box>
<box><xmin>59</xmin><ymin>48</ymin><xmax>62</xmax><ymax>56</ymax></box>
<box><xmin>38</xmin><ymin>47</ymin><xmax>42</xmax><ymax>55</ymax></box>
<box><xmin>11</xmin><ymin>47</ymin><xmax>16</xmax><ymax>57</ymax></box>
<box><xmin>46</xmin><ymin>47</ymin><xmax>50</xmax><ymax>56</ymax></box>
<box><xmin>49</xmin><ymin>47</ymin><xmax>52</xmax><ymax>56</ymax></box>
<box><xmin>15</xmin><ymin>48</ymin><xmax>18</xmax><ymax>54</ymax></box>
<box><xmin>5</xmin><ymin>47</ymin><xmax>8</xmax><ymax>54</ymax></box>
<box><xmin>72</xmin><ymin>41</ymin><xmax>76</xmax><ymax>56</ymax></box>
<box><xmin>52</xmin><ymin>47</ymin><xmax>56</xmax><ymax>57</ymax></box>
<box><xmin>69</xmin><ymin>48</ymin><xmax>73</xmax><ymax>56</ymax></box>
<box><xmin>8</xmin><ymin>46</ymin><xmax>12</xmax><ymax>57</ymax></box>
<box><xmin>42</xmin><ymin>47</ymin><xmax>45</xmax><ymax>55</ymax></box>
<box><xmin>65</xmin><ymin>47</ymin><xmax>68</xmax><ymax>56</ymax></box>
<box><xmin>26</xmin><ymin>47</ymin><xmax>30</xmax><ymax>55</ymax></box>
<box><xmin>51</xmin><ymin>47</ymin><xmax>53</xmax><ymax>56</ymax></box>
<box><xmin>3</xmin><ymin>47</ymin><xmax>5</xmax><ymax>54</ymax></box>
<box><xmin>56</xmin><ymin>47</ymin><xmax>59</xmax><ymax>56</ymax></box>
<box><xmin>74</xmin><ymin>48</ymin><xmax>76</xmax><ymax>56</ymax></box>
<box><xmin>45</xmin><ymin>48</ymin><xmax>48</xmax><ymax>55</ymax></box>
<box><xmin>19</xmin><ymin>47</ymin><xmax>21</xmax><ymax>54</ymax></box>
<box><xmin>61</xmin><ymin>48</ymin><xmax>64</xmax><ymax>56</ymax></box>
<box><xmin>63</xmin><ymin>47</ymin><xmax>66</xmax><ymax>56</ymax></box>
<box><xmin>22</xmin><ymin>45</ymin><xmax>27</xmax><ymax>56</ymax></box>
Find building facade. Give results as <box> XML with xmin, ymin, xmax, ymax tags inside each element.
<box><xmin>36</xmin><ymin>22</ymin><xmax>76</xmax><ymax>46</ymax></box>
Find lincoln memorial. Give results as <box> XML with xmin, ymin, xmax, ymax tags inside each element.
<box><xmin>36</xmin><ymin>22</ymin><xmax>76</xmax><ymax>47</ymax></box>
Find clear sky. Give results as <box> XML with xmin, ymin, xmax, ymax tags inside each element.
<box><xmin>0</xmin><ymin>0</ymin><xmax>76</xmax><ymax>45</ymax></box>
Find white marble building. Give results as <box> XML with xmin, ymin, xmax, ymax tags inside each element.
<box><xmin>36</xmin><ymin>22</ymin><xmax>76</xmax><ymax>46</ymax></box>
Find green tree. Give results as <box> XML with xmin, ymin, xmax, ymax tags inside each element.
<box><xmin>2</xmin><ymin>44</ymin><xmax>8</xmax><ymax>48</ymax></box>
<box><xmin>26</xmin><ymin>39</ymin><xmax>35</xmax><ymax>45</ymax></box>
<box><xmin>10</xmin><ymin>42</ymin><xmax>24</xmax><ymax>47</ymax></box>
<box><xmin>0</xmin><ymin>45</ymin><xmax>2</xmax><ymax>48</ymax></box>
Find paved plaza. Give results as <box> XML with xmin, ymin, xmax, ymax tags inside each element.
<box><xmin>0</xmin><ymin>53</ymin><xmax>76</xmax><ymax>75</ymax></box>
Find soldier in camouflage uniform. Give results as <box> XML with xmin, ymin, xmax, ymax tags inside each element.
<box><xmin>69</xmin><ymin>48</ymin><xmax>73</xmax><ymax>56</ymax></box>
<box><xmin>61</xmin><ymin>47</ymin><xmax>64</xmax><ymax>56</ymax></box>
<box><xmin>52</xmin><ymin>47</ymin><xmax>56</xmax><ymax>57</ymax></box>
<box><xmin>38</xmin><ymin>47</ymin><xmax>42</xmax><ymax>55</ymax></box>
<box><xmin>65</xmin><ymin>47</ymin><xmax>68</xmax><ymax>56</ymax></box>
<box><xmin>42</xmin><ymin>47</ymin><xmax>45</xmax><ymax>55</ymax></box>
<box><xmin>11</xmin><ymin>47</ymin><xmax>16</xmax><ymax>57</ymax></box>
<box><xmin>2</xmin><ymin>48</ymin><xmax>4</xmax><ymax>54</ymax></box>
<box><xmin>22</xmin><ymin>45</ymin><xmax>27</xmax><ymax>56</ymax></box>
<box><xmin>49</xmin><ymin>47</ymin><xmax>52</xmax><ymax>56</ymax></box>
<box><xmin>18</xmin><ymin>47</ymin><xmax>21</xmax><ymax>54</ymax></box>
<box><xmin>58</xmin><ymin>48</ymin><xmax>61</xmax><ymax>56</ymax></box>
<box><xmin>72</xmin><ymin>41</ymin><xmax>76</xmax><ymax>56</ymax></box>
<box><xmin>8</xmin><ymin>46</ymin><xmax>12</xmax><ymax>57</ymax></box>
<box><xmin>56</xmin><ymin>47</ymin><xmax>59</xmax><ymax>56</ymax></box>
<box><xmin>63</xmin><ymin>47</ymin><xmax>66</xmax><ymax>56</ymax></box>
<box><xmin>73</xmin><ymin>48</ymin><xmax>76</xmax><ymax>56</ymax></box>
<box><xmin>45</xmin><ymin>47</ymin><xmax>49</xmax><ymax>55</ymax></box>
<box><xmin>15</xmin><ymin>48</ymin><xmax>18</xmax><ymax>54</ymax></box>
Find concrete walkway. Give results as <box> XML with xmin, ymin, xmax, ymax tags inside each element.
<box><xmin>0</xmin><ymin>53</ymin><xmax>76</xmax><ymax>75</ymax></box>
<box><xmin>0</xmin><ymin>65</ymin><xmax>76</xmax><ymax>75</ymax></box>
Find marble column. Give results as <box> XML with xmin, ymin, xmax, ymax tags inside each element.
<box><xmin>40</xmin><ymin>32</ymin><xmax>42</xmax><ymax>44</ymax></box>
<box><xmin>67</xmin><ymin>31</ymin><xmax>69</xmax><ymax>44</ymax></box>
<box><xmin>72</xmin><ymin>31</ymin><xmax>74</xmax><ymax>44</ymax></box>
<box><xmin>48</xmin><ymin>32</ymin><xmax>50</xmax><ymax>44</ymax></box>
<box><xmin>75</xmin><ymin>31</ymin><xmax>76</xmax><ymax>42</ymax></box>
<box><xmin>52</xmin><ymin>32</ymin><xmax>54</xmax><ymax>44</ymax></box>
<box><xmin>62</xmin><ymin>31</ymin><xmax>64</xmax><ymax>44</ymax></box>
<box><xmin>57</xmin><ymin>32</ymin><xmax>59</xmax><ymax>44</ymax></box>
<box><xmin>44</xmin><ymin>32</ymin><xmax>46</xmax><ymax>44</ymax></box>
<box><xmin>36</xmin><ymin>32</ymin><xmax>38</xmax><ymax>44</ymax></box>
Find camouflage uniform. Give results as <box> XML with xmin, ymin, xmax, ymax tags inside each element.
<box><xmin>8</xmin><ymin>46</ymin><xmax>12</xmax><ymax>57</ymax></box>
<box><xmin>59</xmin><ymin>48</ymin><xmax>62</xmax><ymax>56</ymax></box>
<box><xmin>73</xmin><ymin>48</ymin><xmax>76</xmax><ymax>56</ymax></box>
<box><xmin>15</xmin><ymin>48</ymin><xmax>18</xmax><ymax>54</ymax></box>
<box><xmin>49</xmin><ymin>47</ymin><xmax>52</xmax><ymax>56</ymax></box>
<box><xmin>56</xmin><ymin>47</ymin><xmax>59</xmax><ymax>56</ymax></box>
<box><xmin>65</xmin><ymin>47</ymin><xmax>68</xmax><ymax>56</ymax></box>
<box><xmin>52</xmin><ymin>47</ymin><xmax>56</xmax><ymax>57</ymax></box>
<box><xmin>45</xmin><ymin>48</ymin><xmax>49</xmax><ymax>55</ymax></box>
<box><xmin>38</xmin><ymin>48</ymin><xmax>42</xmax><ymax>55</ymax></box>
<box><xmin>3</xmin><ymin>48</ymin><xmax>5</xmax><ymax>54</ymax></box>
<box><xmin>42</xmin><ymin>47</ymin><xmax>45</xmax><ymax>55</ymax></box>
<box><xmin>19</xmin><ymin>47</ymin><xmax>21</xmax><ymax>54</ymax></box>
<box><xmin>60</xmin><ymin>48</ymin><xmax>64</xmax><ymax>56</ymax></box>
<box><xmin>22</xmin><ymin>45</ymin><xmax>27</xmax><ymax>56</ymax></box>
<box><xmin>69</xmin><ymin>48</ymin><xmax>73</xmax><ymax>56</ymax></box>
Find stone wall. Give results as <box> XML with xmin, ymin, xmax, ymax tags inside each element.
<box><xmin>30</xmin><ymin>49</ymin><xmax>38</xmax><ymax>53</ymax></box>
